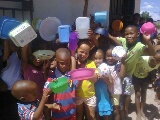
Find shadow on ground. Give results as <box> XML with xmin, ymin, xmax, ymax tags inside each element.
<box><xmin>128</xmin><ymin>103</ymin><xmax>160</xmax><ymax>120</ymax></box>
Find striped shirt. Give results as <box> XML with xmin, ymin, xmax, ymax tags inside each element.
<box><xmin>44</xmin><ymin>68</ymin><xmax>77</xmax><ymax>120</ymax></box>
<box><xmin>18</xmin><ymin>100</ymin><xmax>44</xmax><ymax>120</ymax></box>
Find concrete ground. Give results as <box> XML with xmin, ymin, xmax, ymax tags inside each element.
<box><xmin>127</xmin><ymin>85</ymin><xmax>160</xmax><ymax>120</ymax></box>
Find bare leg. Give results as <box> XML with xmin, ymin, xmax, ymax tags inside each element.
<box><xmin>134</xmin><ymin>84</ymin><xmax>142</xmax><ymax>120</ymax></box>
<box><xmin>84</xmin><ymin>104</ymin><xmax>96</xmax><ymax>120</ymax></box>
<box><xmin>114</xmin><ymin>106</ymin><xmax>120</xmax><ymax>120</ymax></box>
<box><xmin>140</xmin><ymin>82</ymin><xmax>148</xmax><ymax>120</ymax></box>
<box><xmin>76</xmin><ymin>104</ymin><xmax>84</xmax><ymax>120</ymax></box>
<box><xmin>124</xmin><ymin>95</ymin><xmax>131</xmax><ymax>116</ymax></box>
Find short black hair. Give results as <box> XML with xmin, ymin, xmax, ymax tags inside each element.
<box><xmin>125</xmin><ymin>25</ymin><xmax>138</xmax><ymax>32</ymax></box>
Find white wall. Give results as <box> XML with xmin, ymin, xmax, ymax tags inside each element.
<box><xmin>33</xmin><ymin>0</ymin><xmax>110</xmax><ymax>26</ymax></box>
<box><xmin>0</xmin><ymin>0</ymin><xmax>141</xmax><ymax>26</ymax></box>
<box><xmin>134</xmin><ymin>0</ymin><xmax>141</xmax><ymax>13</ymax></box>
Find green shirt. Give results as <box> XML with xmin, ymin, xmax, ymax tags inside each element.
<box><xmin>118</xmin><ymin>37</ymin><xmax>145</xmax><ymax>76</ymax></box>
<box><xmin>134</xmin><ymin>56</ymin><xmax>160</xmax><ymax>78</ymax></box>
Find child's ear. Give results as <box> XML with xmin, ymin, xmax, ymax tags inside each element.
<box><xmin>20</xmin><ymin>97</ymin><xmax>26</xmax><ymax>101</ymax></box>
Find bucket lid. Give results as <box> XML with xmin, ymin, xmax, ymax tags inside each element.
<box><xmin>39</xmin><ymin>17</ymin><xmax>61</xmax><ymax>41</ymax></box>
<box><xmin>0</xmin><ymin>18</ymin><xmax>21</xmax><ymax>39</ymax></box>
<box><xmin>33</xmin><ymin>50</ymin><xmax>55</xmax><ymax>60</ymax></box>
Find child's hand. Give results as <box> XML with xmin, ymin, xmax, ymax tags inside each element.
<box><xmin>42</xmin><ymin>89</ymin><xmax>51</xmax><ymax>102</ymax></box>
<box><xmin>143</xmin><ymin>33</ymin><xmax>151</xmax><ymax>43</ymax></box>
<box><xmin>43</xmin><ymin>60</ymin><xmax>50</xmax><ymax>71</ymax></box>
<box><xmin>52</xmin><ymin>103</ymin><xmax>61</xmax><ymax>110</ymax></box>
<box><xmin>121</xmin><ymin>55</ymin><xmax>126</xmax><ymax>64</ymax></box>
<box><xmin>87</xmin><ymin>29</ymin><xmax>94</xmax><ymax>38</ymax></box>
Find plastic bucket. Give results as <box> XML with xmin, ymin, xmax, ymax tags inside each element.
<box><xmin>0</xmin><ymin>16</ymin><xmax>21</xmax><ymax>39</ymax></box>
<box><xmin>94</xmin><ymin>11</ymin><xmax>107</xmax><ymax>24</ymax></box>
<box><xmin>76</xmin><ymin>17</ymin><xmax>90</xmax><ymax>39</ymax></box>
<box><xmin>49</xmin><ymin>77</ymin><xmax>68</xmax><ymax>93</ymax></box>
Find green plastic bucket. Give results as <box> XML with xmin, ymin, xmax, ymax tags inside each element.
<box><xmin>49</xmin><ymin>77</ymin><xmax>68</xmax><ymax>93</ymax></box>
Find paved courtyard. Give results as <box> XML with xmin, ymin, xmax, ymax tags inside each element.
<box><xmin>127</xmin><ymin>85</ymin><xmax>160</xmax><ymax>120</ymax></box>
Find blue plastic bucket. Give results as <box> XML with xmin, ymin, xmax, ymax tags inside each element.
<box><xmin>58</xmin><ymin>25</ymin><xmax>70</xmax><ymax>43</ymax></box>
<box><xmin>94</xmin><ymin>11</ymin><xmax>107</xmax><ymax>24</ymax></box>
<box><xmin>0</xmin><ymin>16</ymin><xmax>21</xmax><ymax>39</ymax></box>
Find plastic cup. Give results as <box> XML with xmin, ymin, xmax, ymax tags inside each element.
<box><xmin>69</xmin><ymin>32</ymin><xmax>78</xmax><ymax>51</ymax></box>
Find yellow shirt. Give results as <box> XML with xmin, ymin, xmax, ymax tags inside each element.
<box><xmin>76</xmin><ymin>60</ymin><xmax>96</xmax><ymax>98</ymax></box>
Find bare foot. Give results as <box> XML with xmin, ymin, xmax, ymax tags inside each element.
<box><xmin>141</xmin><ymin>111</ymin><xmax>147</xmax><ymax>120</ymax></box>
<box><xmin>136</xmin><ymin>114</ymin><xmax>142</xmax><ymax>120</ymax></box>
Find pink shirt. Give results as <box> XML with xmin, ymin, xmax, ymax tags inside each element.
<box><xmin>23</xmin><ymin>64</ymin><xmax>45</xmax><ymax>100</ymax></box>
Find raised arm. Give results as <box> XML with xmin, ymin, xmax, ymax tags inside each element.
<box><xmin>21</xmin><ymin>44</ymin><xmax>29</xmax><ymax>69</ymax></box>
<box><xmin>108</xmin><ymin>34</ymin><xmax>122</xmax><ymax>46</ymax></box>
<box><xmin>3</xmin><ymin>40</ymin><xmax>10</xmax><ymax>61</ymax></box>
<box><xmin>142</xmin><ymin>34</ymin><xmax>156</xmax><ymax>56</ymax></box>
<box><xmin>32</xmin><ymin>89</ymin><xmax>50</xmax><ymax>120</ymax></box>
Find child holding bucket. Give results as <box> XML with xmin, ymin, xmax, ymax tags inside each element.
<box><xmin>132</xmin><ymin>48</ymin><xmax>160</xmax><ymax>120</ymax></box>
<box><xmin>108</xmin><ymin>25</ymin><xmax>155</xmax><ymax>117</ymax></box>
<box><xmin>43</xmin><ymin>48</ymin><xmax>78</xmax><ymax>120</ymax></box>
<box><xmin>11</xmin><ymin>80</ymin><xmax>60</xmax><ymax>120</ymax></box>
<box><xmin>91</xmin><ymin>48</ymin><xmax>113</xmax><ymax>120</ymax></box>
<box><xmin>75</xmin><ymin>40</ymin><xmax>98</xmax><ymax>120</ymax></box>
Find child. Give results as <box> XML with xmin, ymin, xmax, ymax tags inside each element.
<box><xmin>91</xmin><ymin>48</ymin><xmax>113</xmax><ymax>120</ymax></box>
<box><xmin>133</xmin><ymin>49</ymin><xmax>160</xmax><ymax>120</ymax></box>
<box><xmin>11</xmin><ymin>80</ymin><xmax>60</xmax><ymax>120</ymax></box>
<box><xmin>105</xmin><ymin>47</ymin><xmax>125</xmax><ymax>120</ymax></box>
<box><xmin>108</xmin><ymin>25</ymin><xmax>155</xmax><ymax>115</ymax></box>
<box><xmin>75</xmin><ymin>40</ymin><xmax>98</xmax><ymax>120</ymax></box>
<box><xmin>0</xmin><ymin>40</ymin><xmax>22</xmax><ymax>120</ymax></box>
<box><xmin>21</xmin><ymin>44</ymin><xmax>48</xmax><ymax>100</ymax></box>
<box><xmin>43</xmin><ymin>48</ymin><xmax>77</xmax><ymax>120</ymax></box>
<box><xmin>153</xmin><ymin>33</ymin><xmax>160</xmax><ymax>46</ymax></box>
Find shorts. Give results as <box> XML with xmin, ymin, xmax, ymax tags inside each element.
<box><xmin>75</xmin><ymin>96</ymin><xmax>96</xmax><ymax>107</ymax></box>
<box><xmin>122</xmin><ymin>76</ymin><xmax>132</xmax><ymax>95</ymax></box>
<box><xmin>132</xmin><ymin>75</ymin><xmax>150</xmax><ymax>86</ymax></box>
<box><xmin>111</xmin><ymin>94</ymin><xmax>120</xmax><ymax>106</ymax></box>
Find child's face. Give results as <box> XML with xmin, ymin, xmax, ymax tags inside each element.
<box><xmin>32</xmin><ymin>56</ymin><xmax>43</xmax><ymax>67</ymax></box>
<box><xmin>124</xmin><ymin>27</ymin><xmax>139</xmax><ymax>44</ymax></box>
<box><xmin>50</xmin><ymin>59</ymin><xmax>57</xmax><ymax>69</ymax></box>
<box><xmin>106</xmin><ymin>49</ymin><xmax>117</xmax><ymax>65</ymax></box>
<box><xmin>77</xmin><ymin>44</ymin><xmax>90</xmax><ymax>62</ymax></box>
<box><xmin>56</xmin><ymin>56</ymin><xmax>70</xmax><ymax>73</ymax></box>
<box><xmin>93</xmin><ymin>51</ymin><xmax>104</xmax><ymax>67</ymax></box>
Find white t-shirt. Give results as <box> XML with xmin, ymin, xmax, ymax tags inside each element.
<box><xmin>1</xmin><ymin>52</ymin><xmax>22</xmax><ymax>90</ymax></box>
<box><xmin>108</xmin><ymin>62</ymin><xmax>122</xmax><ymax>95</ymax></box>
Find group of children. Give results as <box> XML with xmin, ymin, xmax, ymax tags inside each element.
<box><xmin>0</xmin><ymin>12</ymin><xmax>160</xmax><ymax>120</ymax></box>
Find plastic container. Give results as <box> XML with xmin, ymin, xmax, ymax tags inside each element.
<box><xmin>9</xmin><ymin>21</ymin><xmax>37</xmax><ymax>47</ymax></box>
<box><xmin>112</xmin><ymin>20</ymin><xmax>123</xmax><ymax>31</ymax></box>
<box><xmin>32</xmin><ymin>18</ymin><xmax>42</xmax><ymax>30</ymax></box>
<box><xmin>49</xmin><ymin>77</ymin><xmax>68</xmax><ymax>93</ymax></box>
<box><xmin>98</xmin><ymin>63</ymin><xmax>109</xmax><ymax>76</ymax></box>
<box><xmin>94</xmin><ymin>27</ymin><xmax>108</xmax><ymax>37</ymax></box>
<box><xmin>76</xmin><ymin>17</ymin><xmax>90</xmax><ymax>39</ymax></box>
<box><xmin>112</xmin><ymin>46</ymin><xmax>126</xmax><ymax>61</ymax></box>
<box><xmin>58</xmin><ymin>25</ymin><xmax>70</xmax><ymax>43</ymax></box>
<box><xmin>94</xmin><ymin>11</ymin><xmax>107</xmax><ymax>24</ymax></box>
<box><xmin>68</xmin><ymin>68</ymin><xmax>95</xmax><ymax>80</ymax></box>
<box><xmin>69</xmin><ymin>32</ymin><xmax>78</xmax><ymax>51</ymax></box>
<box><xmin>33</xmin><ymin>50</ymin><xmax>55</xmax><ymax>60</ymax></box>
<box><xmin>0</xmin><ymin>16</ymin><xmax>21</xmax><ymax>39</ymax></box>
<box><xmin>39</xmin><ymin>17</ymin><xmax>61</xmax><ymax>41</ymax></box>
<box><xmin>140</xmin><ymin>22</ymin><xmax>156</xmax><ymax>35</ymax></box>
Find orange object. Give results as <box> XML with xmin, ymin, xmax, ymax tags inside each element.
<box><xmin>112</xmin><ymin>20</ymin><xmax>123</xmax><ymax>31</ymax></box>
